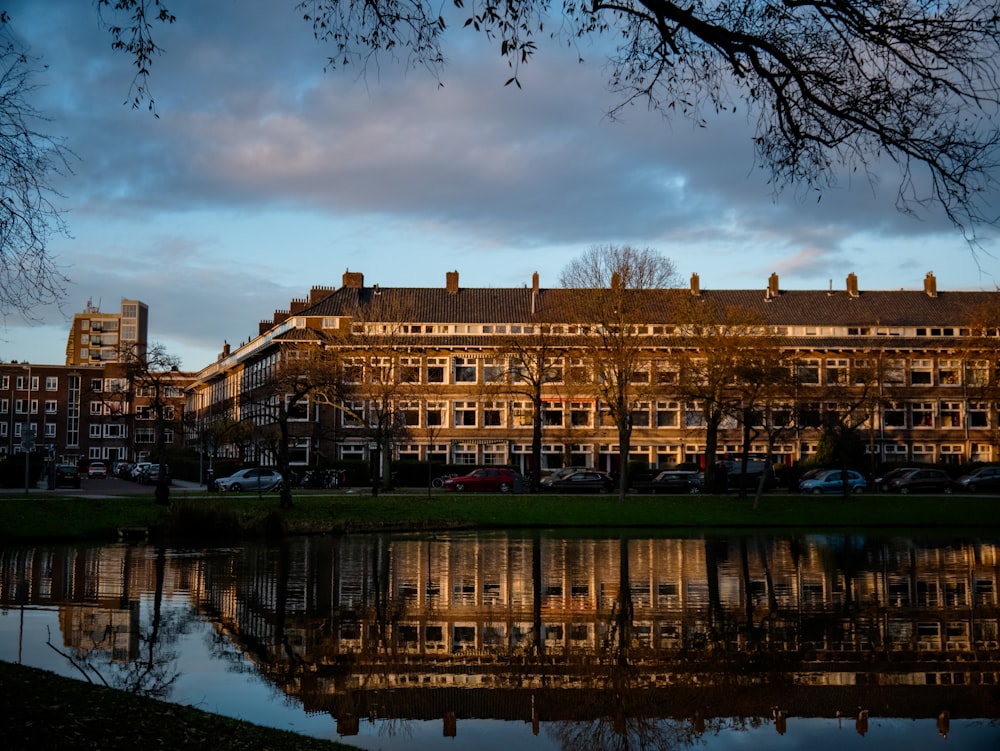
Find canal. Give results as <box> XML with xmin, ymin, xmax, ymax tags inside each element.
<box><xmin>1</xmin><ymin>531</ymin><xmax>998</xmax><ymax>749</ymax></box>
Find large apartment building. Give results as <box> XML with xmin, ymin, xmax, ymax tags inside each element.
<box><xmin>64</xmin><ymin>298</ymin><xmax>148</xmax><ymax>366</ymax></box>
<box><xmin>185</xmin><ymin>269</ymin><xmax>1000</xmax><ymax>475</ymax></box>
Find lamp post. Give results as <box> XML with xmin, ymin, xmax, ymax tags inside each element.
<box><xmin>22</xmin><ymin>364</ymin><xmax>33</xmax><ymax>494</ymax></box>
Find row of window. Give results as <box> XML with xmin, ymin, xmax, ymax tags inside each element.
<box><xmin>335</xmin><ymin>356</ymin><xmax>994</xmax><ymax>387</ymax></box>
<box><xmin>338</xmin><ymin>321</ymin><xmax>981</xmax><ymax>339</ymax></box>
<box><xmin>326</xmin><ymin>399</ymin><xmax>996</xmax><ymax>430</ymax></box>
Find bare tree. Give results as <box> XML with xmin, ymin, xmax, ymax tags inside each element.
<box><xmin>45</xmin><ymin>2</ymin><xmax>998</xmax><ymax>239</ymax></box>
<box><xmin>0</xmin><ymin>26</ymin><xmax>72</xmax><ymax>319</ymax></box>
<box><xmin>671</xmin><ymin>299</ymin><xmax>780</xmax><ymax>494</ymax></box>
<box><xmin>239</xmin><ymin>339</ymin><xmax>345</xmax><ymax>508</ymax></box>
<box><xmin>117</xmin><ymin>342</ymin><xmax>182</xmax><ymax>506</ymax></box>
<box><xmin>291</xmin><ymin>1</ymin><xmax>1000</xmax><ymax>237</ymax></box>
<box><xmin>560</xmin><ymin>245</ymin><xmax>680</xmax><ymax>498</ymax></box>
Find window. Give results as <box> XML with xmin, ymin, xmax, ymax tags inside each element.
<box><xmin>884</xmin><ymin>402</ymin><xmax>906</xmax><ymax>428</ymax></box>
<box><xmin>454</xmin><ymin>401</ymin><xmax>477</xmax><ymax>426</ymax></box>
<box><xmin>342</xmin><ymin>402</ymin><xmax>365</xmax><ymax>427</ymax></box>
<box><xmin>568</xmin><ymin>358</ymin><xmax>589</xmax><ymax>384</ymax></box>
<box><xmin>0</xmin><ymin>376</ymin><xmax>7</xmax><ymax>389</ymax></box>
<box><xmin>825</xmin><ymin>358</ymin><xmax>848</xmax><ymax>385</ymax></box>
<box><xmin>796</xmin><ymin>359</ymin><xmax>820</xmax><ymax>385</ymax></box>
<box><xmin>940</xmin><ymin>402</ymin><xmax>961</xmax><ymax>428</ymax></box>
<box><xmin>969</xmin><ymin>402</ymin><xmax>989</xmax><ymax>428</ymax></box>
<box><xmin>427</xmin><ymin>357</ymin><xmax>447</xmax><ymax>383</ymax></box>
<box><xmin>570</xmin><ymin>402</ymin><xmax>593</xmax><ymax>427</ymax></box>
<box><xmin>911</xmin><ymin>401</ymin><xmax>934</xmax><ymax>427</ymax></box>
<box><xmin>482</xmin><ymin>401</ymin><xmax>503</xmax><ymax>427</ymax></box>
<box><xmin>135</xmin><ymin>428</ymin><xmax>155</xmax><ymax>444</ymax></box>
<box><xmin>656</xmin><ymin>365</ymin><xmax>679</xmax><ymax>385</ymax></box>
<box><xmin>400</xmin><ymin>357</ymin><xmax>421</xmax><ymax>384</ymax></box>
<box><xmin>453</xmin><ymin>357</ymin><xmax>477</xmax><ymax>383</ymax></box>
<box><xmin>544</xmin><ymin>358</ymin><xmax>564</xmax><ymax>384</ymax></box>
<box><xmin>684</xmin><ymin>403</ymin><xmax>706</xmax><ymax>428</ymax></box>
<box><xmin>45</xmin><ymin>400</ymin><xmax>57</xmax><ymax>414</ymax></box>
<box><xmin>89</xmin><ymin>424</ymin><xmax>102</xmax><ymax>438</ymax></box>
<box><xmin>342</xmin><ymin>359</ymin><xmax>363</xmax><ymax>383</ymax></box>
<box><xmin>45</xmin><ymin>376</ymin><xmax>58</xmax><ymax>391</ymax></box>
<box><xmin>542</xmin><ymin>401</ymin><xmax>563</xmax><ymax>427</ymax></box>
<box><xmin>967</xmin><ymin>360</ymin><xmax>991</xmax><ymax>387</ymax></box>
<box><xmin>15</xmin><ymin>399</ymin><xmax>26</xmax><ymax>414</ymax></box>
<box><xmin>482</xmin><ymin>358</ymin><xmax>506</xmax><ymax>384</ymax></box>
<box><xmin>425</xmin><ymin>402</ymin><xmax>445</xmax><ymax>427</ymax></box>
<box><xmin>91</xmin><ymin>379</ymin><xmax>103</xmax><ymax>392</ymax></box>
<box><xmin>939</xmin><ymin>360</ymin><xmax>961</xmax><ymax>385</ymax></box>
<box><xmin>0</xmin><ymin>399</ymin><xmax>6</xmax><ymax>414</ymax></box>
<box><xmin>399</xmin><ymin>401</ymin><xmax>420</xmax><ymax>426</ymax></box>
<box><xmin>104</xmin><ymin>424</ymin><xmax>126</xmax><ymax>438</ymax></box>
<box><xmin>884</xmin><ymin>359</ymin><xmax>906</xmax><ymax>384</ymax></box>
<box><xmin>631</xmin><ymin>402</ymin><xmax>651</xmax><ymax>428</ymax></box>
<box><xmin>910</xmin><ymin>359</ymin><xmax>933</xmax><ymax>385</ymax></box>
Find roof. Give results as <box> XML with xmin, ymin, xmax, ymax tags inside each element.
<box><xmin>293</xmin><ymin>285</ymin><xmax>998</xmax><ymax>327</ymax></box>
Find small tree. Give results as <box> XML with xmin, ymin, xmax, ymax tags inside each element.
<box><xmin>560</xmin><ymin>245</ymin><xmax>680</xmax><ymax>499</ymax></box>
<box><xmin>118</xmin><ymin>343</ymin><xmax>182</xmax><ymax>506</ymax></box>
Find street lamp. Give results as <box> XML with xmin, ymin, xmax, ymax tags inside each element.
<box><xmin>22</xmin><ymin>364</ymin><xmax>33</xmax><ymax>494</ymax></box>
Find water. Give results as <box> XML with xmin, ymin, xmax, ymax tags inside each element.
<box><xmin>1</xmin><ymin>531</ymin><xmax>999</xmax><ymax>750</ymax></box>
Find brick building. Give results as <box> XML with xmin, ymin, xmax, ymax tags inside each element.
<box><xmin>185</xmin><ymin>269</ymin><xmax>1000</xmax><ymax>476</ymax></box>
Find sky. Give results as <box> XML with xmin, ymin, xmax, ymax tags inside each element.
<box><xmin>1</xmin><ymin>0</ymin><xmax>998</xmax><ymax>372</ymax></box>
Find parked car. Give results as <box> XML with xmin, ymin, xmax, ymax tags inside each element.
<box><xmin>955</xmin><ymin>466</ymin><xmax>1000</xmax><ymax>493</ymax></box>
<box><xmin>443</xmin><ymin>467</ymin><xmax>522</xmax><ymax>493</ymax></box>
<box><xmin>140</xmin><ymin>463</ymin><xmax>170</xmax><ymax>484</ymax></box>
<box><xmin>886</xmin><ymin>468</ymin><xmax>954</xmax><ymax>494</ymax></box>
<box><xmin>798</xmin><ymin>469</ymin><xmax>867</xmax><ymax>494</ymax></box>
<box><xmin>634</xmin><ymin>470</ymin><xmax>702</xmax><ymax>494</ymax></box>
<box><xmin>539</xmin><ymin>467</ymin><xmax>593</xmax><ymax>488</ymax></box>
<box><xmin>53</xmin><ymin>464</ymin><xmax>81</xmax><ymax>489</ymax></box>
<box><xmin>87</xmin><ymin>461</ymin><xmax>108</xmax><ymax>479</ymax></box>
<box><xmin>540</xmin><ymin>469</ymin><xmax>615</xmax><ymax>493</ymax></box>
<box><xmin>129</xmin><ymin>462</ymin><xmax>152</xmax><ymax>482</ymax></box>
<box><xmin>213</xmin><ymin>468</ymin><xmax>283</xmax><ymax>492</ymax></box>
<box><xmin>873</xmin><ymin>467</ymin><xmax>920</xmax><ymax>492</ymax></box>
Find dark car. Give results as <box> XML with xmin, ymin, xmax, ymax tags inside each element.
<box><xmin>443</xmin><ymin>467</ymin><xmax>522</xmax><ymax>493</ymax></box>
<box><xmin>539</xmin><ymin>467</ymin><xmax>593</xmax><ymax>488</ymax></box>
<box><xmin>53</xmin><ymin>464</ymin><xmax>81</xmax><ymax>489</ymax></box>
<box><xmin>541</xmin><ymin>470</ymin><xmax>615</xmax><ymax>493</ymax></box>
<box><xmin>955</xmin><ymin>466</ymin><xmax>1000</xmax><ymax>493</ymax></box>
<box><xmin>642</xmin><ymin>470</ymin><xmax>702</xmax><ymax>494</ymax></box>
<box><xmin>873</xmin><ymin>467</ymin><xmax>920</xmax><ymax>492</ymax></box>
<box><xmin>887</xmin><ymin>468</ymin><xmax>954</xmax><ymax>494</ymax></box>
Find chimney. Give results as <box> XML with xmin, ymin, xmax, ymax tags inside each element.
<box><xmin>219</xmin><ymin>341</ymin><xmax>230</xmax><ymax>360</ymax></box>
<box><xmin>310</xmin><ymin>285</ymin><xmax>334</xmax><ymax>304</ymax></box>
<box><xmin>690</xmin><ymin>273</ymin><xmax>700</xmax><ymax>296</ymax></box>
<box><xmin>924</xmin><ymin>271</ymin><xmax>938</xmax><ymax>297</ymax></box>
<box><xmin>446</xmin><ymin>270</ymin><xmax>459</xmax><ymax>294</ymax></box>
<box><xmin>847</xmin><ymin>272</ymin><xmax>859</xmax><ymax>298</ymax></box>
<box><xmin>767</xmin><ymin>272</ymin><xmax>779</xmax><ymax>299</ymax></box>
<box><xmin>532</xmin><ymin>271</ymin><xmax>539</xmax><ymax>294</ymax></box>
<box><xmin>343</xmin><ymin>270</ymin><xmax>364</xmax><ymax>289</ymax></box>
<box><xmin>611</xmin><ymin>271</ymin><xmax>622</xmax><ymax>291</ymax></box>
<box><xmin>258</xmin><ymin>320</ymin><xmax>272</xmax><ymax>335</ymax></box>
<box><xmin>273</xmin><ymin>309</ymin><xmax>290</xmax><ymax>325</ymax></box>
<box><xmin>289</xmin><ymin>297</ymin><xmax>307</xmax><ymax>314</ymax></box>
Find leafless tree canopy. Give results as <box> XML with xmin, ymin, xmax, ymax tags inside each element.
<box><xmin>0</xmin><ymin>30</ymin><xmax>72</xmax><ymax>318</ymax></box>
<box><xmin>293</xmin><ymin>0</ymin><xmax>1000</xmax><ymax>235</ymax></box>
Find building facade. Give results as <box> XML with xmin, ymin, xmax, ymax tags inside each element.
<box><xmin>184</xmin><ymin>269</ymin><xmax>1000</xmax><ymax>475</ymax></box>
<box><xmin>0</xmin><ymin>361</ymin><xmax>189</xmax><ymax>468</ymax></box>
<box><xmin>64</xmin><ymin>298</ymin><xmax>148</xmax><ymax>366</ymax></box>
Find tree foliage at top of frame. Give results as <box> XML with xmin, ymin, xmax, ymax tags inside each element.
<box><xmin>19</xmin><ymin>2</ymin><xmax>1000</xmax><ymax>257</ymax></box>
<box><xmin>293</xmin><ymin>0</ymin><xmax>1000</xmax><ymax>238</ymax></box>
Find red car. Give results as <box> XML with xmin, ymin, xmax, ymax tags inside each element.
<box><xmin>443</xmin><ymin>467</ymin><xmax>521</xmax><ymax>493</ymax></box>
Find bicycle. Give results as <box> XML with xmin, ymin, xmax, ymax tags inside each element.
<box><xmin>431</xmin><ymin>473</ymin><xmax>457</xmax><ymax>489</ymax></box>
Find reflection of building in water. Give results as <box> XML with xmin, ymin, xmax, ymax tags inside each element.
<box><xmin>2</xmin><ymin>535</ymin><xmax>999</xmax><ymax>730</ymax></box>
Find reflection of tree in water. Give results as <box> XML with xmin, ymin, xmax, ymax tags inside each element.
<box><xmin>55</xmin><ymin>546</ymin><xmax>189</xmax><ymax>699</ymax></box>
<box><xmin>546</xmin><ymin>537</ymin><xmax>709</xmax><ymax>751</ymax></box>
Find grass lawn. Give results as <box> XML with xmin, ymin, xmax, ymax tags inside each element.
<box><xmin>1</xmin><ymin>488</ymin><xmax>998</xmax><ymax>543</ymax></box>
